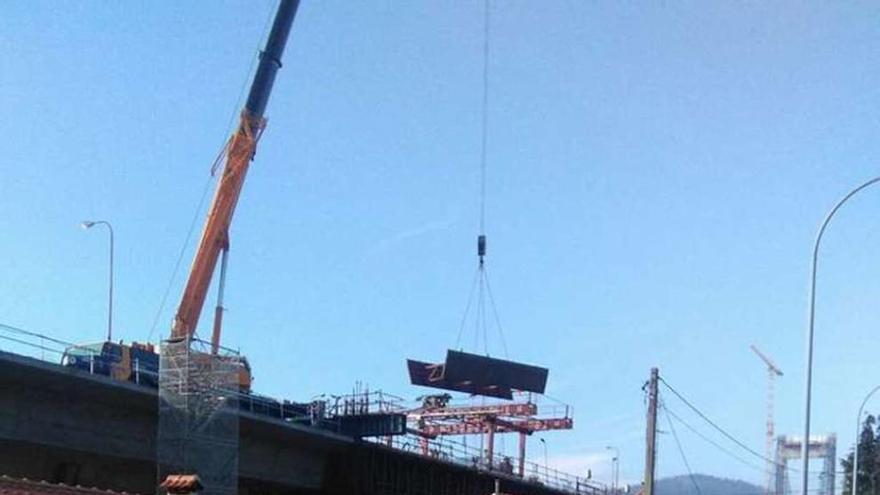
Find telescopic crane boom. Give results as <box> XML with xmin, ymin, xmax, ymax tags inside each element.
<box><xmin>170</xmin><ymin>0</ymin><xmax>301</xmax><ymax>355</ymax></box>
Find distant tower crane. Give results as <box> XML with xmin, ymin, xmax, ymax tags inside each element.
<box><xmin>751</xmin><ymin>345</ymin><xmax>783</xmax><ymax>495</ymax></box>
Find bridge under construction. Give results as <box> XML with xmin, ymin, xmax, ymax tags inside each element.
<box><xmin>0</xmin><ymin>341</ymin><xmax>599</xmax><ymax>495</ymax></box>
<box><xmin>1</xmin><ymin>1</ymin><xmax>597</xmax><ymax>493</ymax></box>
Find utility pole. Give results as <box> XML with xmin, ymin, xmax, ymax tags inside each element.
<box><xmin>644</xmin><ymin>368</ymin><xmax>659</xmax><ymax>495</ymax></box>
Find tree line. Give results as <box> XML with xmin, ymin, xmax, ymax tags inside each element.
<box><xmin>842</xmin><ymin>415</ymin><xmax>880</xmax><ymax>495</ymax></box>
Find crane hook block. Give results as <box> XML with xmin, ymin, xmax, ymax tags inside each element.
<box><xmin>477</xmin><ymin>235</ymin><xmax>487</xmax><ymax>258</ymax></box>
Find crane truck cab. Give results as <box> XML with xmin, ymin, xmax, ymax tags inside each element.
<box><xmin>61</xmin><ymin>340</ymin><xmax>159</xmax><ymax>387</ymax></box>
<box><xmin>61</xmin><ymin>340</ymin><xmax>251</xmax><ymax>392</ymax></box>
<box><xmin>61</xmin><ymin>341</ymin><xmax>314</xmax><ymax>423</ymax></box>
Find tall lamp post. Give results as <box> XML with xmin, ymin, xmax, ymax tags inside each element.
<box><xmin>606</xmin><ymin>446</ymin><xmax>620</xmax><ymax>494</ymax></box>
<box><xmin>851</xmin><ymin>385</ymin><xmax>880</xmax><ymax>495</ymax></box>
<box><xmin>81</xmin><ymin>220</ymin><xmax>114</xmax><ymax>342</ymax></box>
<box><xmin>801</xmin><ymin>176</ymin><xmax>880</xmax><ymax>495</ymax></box>
<box><xmin>539</xmin><ymin>438</ymin><xmax>549</xmax><ymax>475</ymax></box>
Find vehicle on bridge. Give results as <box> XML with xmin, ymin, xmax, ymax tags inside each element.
<box><xmin>59</xmin><ymin>340</ymin><xmax>314</xmax><ymax>421</ymax></box>
<box><xmin>62</xmin><ymin>341</ymin><xmax>161</xmax><ymax>387</ymax></box>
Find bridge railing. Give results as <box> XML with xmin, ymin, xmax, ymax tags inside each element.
<box><xmin>0</xmin><ymin>322</ymin><xmax>101</xmax><ymax>364</ymax></box>
<box><xmin>370</xmin><ymin>434</ymin><xmax>605</xmax><ymax>495</ymax></box>
<box><xmin>0</xmin><ymin>324</ymin><xmax>601</xmax><ymax>495</ymax></box>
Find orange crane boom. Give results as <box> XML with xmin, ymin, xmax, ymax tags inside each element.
<box><xmin>170</xmin><ymin>0</ymin><xmax>301</xmax><ymax>355</ymax></box>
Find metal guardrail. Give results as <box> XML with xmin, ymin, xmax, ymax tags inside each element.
<box><xmin>0</xmin><ymin>323</ymin><xmax>86</xmax><ymax>362</ymax></box>
<box><xmin>0</xmin><ymin>323</ymin><xmax>598</xmax><ymax>494</ymax></box>
<box><xmin>0</xmin><ymin>323</ymin><xmax>332</xmax><ymax>426</ymax></box>
<box><xmin>369</xmin><ymin>434</ymin><xmax>605</xmax><ymax>495</ymax></box>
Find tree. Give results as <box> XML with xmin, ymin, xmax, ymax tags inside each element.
<box><xmin>842</xmin><ymin>415</ymin><xmax>880</xmax><ymax>495</ymax></box>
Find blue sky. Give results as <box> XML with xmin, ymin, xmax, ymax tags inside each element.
<box><xmin>3</xmin><ymin>1</ymin><xmax>880</xmax><ymax>490</ymax></box>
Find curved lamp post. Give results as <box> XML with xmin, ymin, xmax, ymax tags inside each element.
<box><xmin>802</xmin><ymin>176</ymin><xmax>880</xmax><ymax>495</ymax></box>
<box><xmin>81</xmin><ymin>220</ymin><xmax>114</xmax><ymax>342</ymax></box>
<box><xmin>851</xmin><ymin>384</ymin><xmax>880</xmax><ymax>495</ymax></box>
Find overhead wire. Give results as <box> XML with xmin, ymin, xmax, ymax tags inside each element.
<box><xmin>661</xmin><ymin>400</ymin><xmax>703</xmax><ymax>495</ymax></box>
<box><xmin>656</xmin><ymin>380</ymin><xmax>834</xmax><ymax>495</ymax></box>
<box><xmin>659</xmin><ymin>377</ymin><xmax>783</xmax><ymax>469</ymax></box>
<box><xmin>658</xmin><ymin>376</ymin><xmax>833</xmax><ymax>478</ymax></box>
<box><xmin>664</xmin><ymin>403</ymin><xmax>767</xmax><ymax>472</ymax></box>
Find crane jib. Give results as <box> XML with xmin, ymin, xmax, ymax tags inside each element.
<box><xmin>170</xmin><ymin>0</ymin><xmax>300</xmax><ymax>346</ymax></box>
<box><xmin>246</xmin><ymin>0</ymin><xmax>300</xmax><ymax>119</ymax></box>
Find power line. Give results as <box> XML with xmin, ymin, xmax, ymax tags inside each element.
<box><xmin>658</xmin><ymin>402</ymin><xmax>834</xmax><ymax>495</ymax></box>
<box><xmin>659</xmin><ymin>376</ymin><xmax>837</xmax><ymax>481</ymax></box>
<box><xmin>659</xmin><ymin>377</ymin><xmax>783</xmax><ymax>468</ymax></box>
<box><xmin>662</xmin><ymin>401</ymin><xmax>703</xmax><ymax>495</ymax></box>
<box><xmin>664</xmin><ymin>404</ymin><xmax>766</xmax><ymax>473</ymax></box>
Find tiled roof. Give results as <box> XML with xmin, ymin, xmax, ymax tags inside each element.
<box><xmin>0</xmin><ymin>476</ymin><xmax>136</xmax><ymax>495</ymax></box>
<box><xmin>159</xmin><ymin>475</ymin><xmax>201</xmax><ymax>494</ymax></box>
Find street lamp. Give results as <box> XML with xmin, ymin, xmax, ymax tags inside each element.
<box><xmin>801</xmin><ymin>175</ymin><xmax>880</xmax><ymax>495</ymax></box>
<box><xmin>81</xmin><ymin>220</ymin><xmax>114</xmax><ymax>342</ymax></box>
<box><xmin>539</xmin><ymin>438</ymin><xmax>549</xmax><ymax>473</ymax></box>
<box><xmin>852</xmin><ymin>385</ymin><xmax>880</xmax><ymax>495</ymax></box>
<box><xmin>606</xmin><ymin>446</ymin><xmax>619</xmax><ymax>494</ymax></box>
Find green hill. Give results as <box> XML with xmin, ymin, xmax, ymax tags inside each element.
<box><xmin>656</xmin><ymin>474</ymin><xmax>762</xmax><ymax>495</ymax></box>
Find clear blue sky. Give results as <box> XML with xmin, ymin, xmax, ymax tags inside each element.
<box><xmin>3</xmin><ymin>1</ymin><xmax>880</xmax><ymax>490</ymax></box>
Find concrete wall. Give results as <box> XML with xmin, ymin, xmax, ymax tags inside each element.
<box><xmin>0</xmin><ymin>352</ymin><xmax>580</xmax><ymax>495</ymax></box>
<box><xmin>0</xmin><ymin>352</ymin><xmax>339</xmax><ymax>493</ymax></box>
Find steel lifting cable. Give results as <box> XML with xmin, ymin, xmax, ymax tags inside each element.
<box><xmin>146</xmin><ymin>175</ymin><xmax>214</xmax><ymax>342</ymax></box>
<box><xmin>146</xmin><ymin>5</ymin><xmax>276</xmax><ymax>343</ymax></box>
<box><xmin>456</xmin><ymin>0</ymin><xmax>510</xmax><ymax>359</ymax></box>
<box><xmin>479</xmin><ymin>0</ymin><xmax>489</xmax><ymax>236</ymax></box>
<box><xmin>455</xmin><ymin>267</ymin><xmax>482</xmax><ymax>350</ymax></box>
<box><xmin>482</xmin><ymin>269</ymin><xmax>509</xmax><ymax>357</ymax></box>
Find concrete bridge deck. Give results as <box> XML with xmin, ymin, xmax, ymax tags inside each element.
<box><xmin>0</xmin><ymin>351</ymin><xmax>596</xmax><ymax>495</ymax></box>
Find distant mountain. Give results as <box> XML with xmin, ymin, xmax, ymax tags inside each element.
<box><xmin>656</xmin><ymin>474</ymin><xmax>762</xmax><ymax>495</ymax></box>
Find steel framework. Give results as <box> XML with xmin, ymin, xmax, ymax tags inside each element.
<box><xmin>775</xmin><ymin>434</ymin><xmax>836</xmax><ymax>495</ymax></box>
<box><xmin>751</xmin><ymin>345</ymin><xmax>783</xmax><ymax>495</ymax></box>
<box><xmin>407</xmin><ymin>397</ymin><xmax>573</xmax><ymax>478</ymax></box>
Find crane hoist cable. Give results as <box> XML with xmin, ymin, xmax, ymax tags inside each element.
<box><xmin>145</xmin><ymin>5</ymin><xmax>276</xmax><ymax>344</ymax></box>
<box><xmin>454</xmin><ymin>0</ymin><xmax>508</xmax><ymax>359</ymax></box>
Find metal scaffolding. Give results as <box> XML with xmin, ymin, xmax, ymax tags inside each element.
<box><xmin>157</xmin><ymin>338</ymin><xmax>240</xmax><ymax>495</ymax></box>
